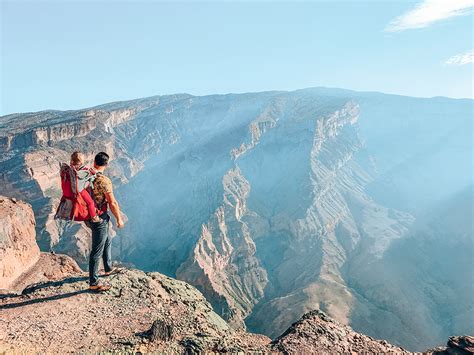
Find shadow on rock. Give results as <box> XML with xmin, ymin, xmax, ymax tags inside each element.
<box><xmin>21</xmin><ymin>276</ymin><xmax>88</xmax><ymax>295</ymax></box>
<box><xmin>0</xmin><ymin>289</ymin><xmax>92</xmax><ymax>310</ymax></box>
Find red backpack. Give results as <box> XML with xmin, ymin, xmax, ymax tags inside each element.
<box><xmin>54</xmin><ymin>163</ymin><xmax>95</xmax><ymax>222</ymax></box>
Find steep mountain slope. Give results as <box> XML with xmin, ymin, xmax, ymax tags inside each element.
<box><xmin>0</xmin><ymin>88</ymin><xmax>472</xmax><ymax>351</ymax></box>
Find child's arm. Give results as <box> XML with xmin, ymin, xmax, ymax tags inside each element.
<box><xmin>80</xmin><ymin>189</ymin><xmax>99</xmax><ymax>222</ymax></box>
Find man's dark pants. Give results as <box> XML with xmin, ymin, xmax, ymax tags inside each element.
<box><xmin>85</xmin><ymin>213</ymin><xmax>112</xmax><ymax>285</ymax></box>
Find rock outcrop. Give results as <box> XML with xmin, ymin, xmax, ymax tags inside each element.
<box><xmin>0</xmin><ymin>196</ymin><xmax>82</xmax><ymax>293</ymax></box>
<box><xmin>0</xmin><ymin>196</ymin><xmax>39</xmax><ymax>289</ymax></box>
<box><xmin>271</xmin><ymin>309</ymin><xmax>409</xmax><ymax>353</ymax></box>
<box><xmin>427</xmin><ymin>336</ymin><xmax>474</xmax><ymax>355</ymax></box>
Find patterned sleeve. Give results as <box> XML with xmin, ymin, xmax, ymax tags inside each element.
<box><xmin>102</xmin><ymin>176</ymin><xmax>113</xmax><ymax>194</ymax></box>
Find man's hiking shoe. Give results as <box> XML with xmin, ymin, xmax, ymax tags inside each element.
<box><xmin>103</xmin><ymin>268</ymin><xmax>124</xmax><ymax>276</ymax></box>
<box><xmin>89</xmin><ymin>284</ymin><xmax>111</xmax><ymax>292</ymax></box>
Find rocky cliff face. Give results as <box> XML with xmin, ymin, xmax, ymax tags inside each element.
<box><xmin>174</xmin><ymin>98</ymin><xmax>287</xmax><ymax>328</ymax></box>
<box><xmin>1</xmin><ymin>88</ymin><xmax>472</xmax><ymax>351</ymax></box>
<box><xmin>0</xmin><ymin>196</ymin><xmax>39</xmax><ymax>289</ymax></box>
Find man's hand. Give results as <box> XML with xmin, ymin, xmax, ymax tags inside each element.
<box><xmin>116</xmin><ymin>219</ymin><xmax>125</xmax><ymax>229</ymax></box>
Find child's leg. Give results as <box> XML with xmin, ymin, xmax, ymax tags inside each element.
<box><xmin>80</xmin><ymin>190</ymin><xmax>98</xmax><ymax>220</ymax></box>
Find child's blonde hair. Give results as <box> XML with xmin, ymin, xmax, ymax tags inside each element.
<box><xmin>70</xmin><ymin>151</ymin><xmax>84</xmax><ymax>165</ymax></box>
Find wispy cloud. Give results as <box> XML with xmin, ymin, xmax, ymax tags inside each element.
<box><xmin>445</xmin><ymin>50</ymin><xmax>474</xmax><ymax>65</ymax></box>
<box><xmin>385</xmin><ymin>0</ymin><xmax>474</xmax><ymax>32</ymax></box>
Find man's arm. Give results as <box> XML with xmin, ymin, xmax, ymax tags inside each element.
<box><xmin>105</xmin><ymin>192</ymin><xmax>125</xmax><ymax>228</ymax></box>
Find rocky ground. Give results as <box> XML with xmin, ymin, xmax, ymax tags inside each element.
<box><xmin>0</xmin><ymin>268</ymin><xmax>270</xmax><ymax>353</ymax></box>
<box><xmin>1</xmin><ymin>269</ymin><xmax>472</xmax><ymax>354</ymax></box>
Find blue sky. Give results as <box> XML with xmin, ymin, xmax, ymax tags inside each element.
<box><xmin>1</xmin><ymin>0</ymin><xmax>473</xmax><ymax>115</ymax></box>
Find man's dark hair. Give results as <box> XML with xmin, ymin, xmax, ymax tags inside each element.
<box><xmin>94</xmin><ymin>152</ymin><xmax>110</xmax><ymax>167</ymax></box>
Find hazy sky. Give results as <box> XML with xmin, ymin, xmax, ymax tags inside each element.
<box><xmin>1</xmin><ymin>0</ymin><xmax>473</xmax><ymax>115</ymax></box>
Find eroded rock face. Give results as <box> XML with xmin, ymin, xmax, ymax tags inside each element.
<box><xmin>0</xmin><ymin>196</ymin><xmax>39</xmax><ymax>289</ymax></box>
<box><xmin>176</xmin><ymin>167</ymin><xmax>269</xmax><ymax>329</ymax></box>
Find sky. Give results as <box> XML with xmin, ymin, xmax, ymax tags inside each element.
<box><xmin>1</xmin><ymin>0</ymin><xmax>473</xmax><ymax>115</ymax></box>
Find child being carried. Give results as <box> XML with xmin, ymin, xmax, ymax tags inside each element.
<box><xmin>69</xmin><ymin>152</ymin><xmax>100</xmax><ymax>223</ymax></box>
<box><xmin>55</xmin><ymin>151</ymin><xmax>100</xmax><ymax>223</ymax></box>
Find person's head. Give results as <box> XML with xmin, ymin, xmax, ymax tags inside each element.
<box><xmin>94</xmin><ymin>152</ymin><xmax>110</xmax><ymax>170</ymax></box>
<box><xmin>70</xmin><ymin>151</ymin><xmax>84</xmax><ymax>170</ymax></box>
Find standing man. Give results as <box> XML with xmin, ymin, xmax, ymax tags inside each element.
<box><xmin>87</xmin><ymin>151</ymin><xmax>125</xmax><ymax>292</ymax></box>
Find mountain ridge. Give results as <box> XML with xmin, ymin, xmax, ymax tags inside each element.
<box><xmin>2</xmin><ymin>86</ymin><xmax>472</xmax><ymax>118</ymax></box>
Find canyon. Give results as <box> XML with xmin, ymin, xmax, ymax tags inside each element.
<box><xmin>0</xmin><ymin>88</ymin><xmax>472</xmax><ymax>351</ymax></box>
<box><xmin>1</xmin><ymin>196</ymin><xmax>471</xmax><ymax>353</ymax></box>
